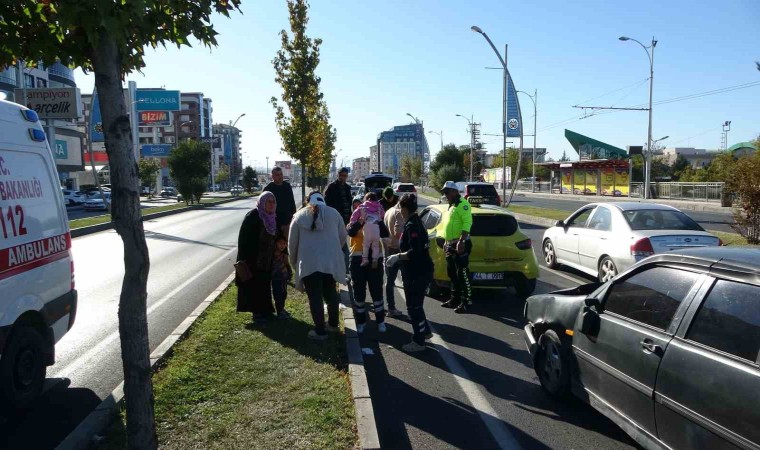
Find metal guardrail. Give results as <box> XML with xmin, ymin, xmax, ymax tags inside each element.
<box><xmin>629</xmin><ymin>182</ymin><xmax>724</xmax><ymax>202</ymax></box>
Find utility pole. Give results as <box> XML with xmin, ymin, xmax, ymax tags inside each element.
<box><xmin>721</xmin><ymin>121</ymin><xmax>731</xmax><ymax>151</ymax></box>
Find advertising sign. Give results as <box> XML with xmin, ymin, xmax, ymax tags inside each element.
<box><xmin>90</xmin><ymin>90</ymin><xmax>104</xmax><ymax>142</ymax></box>
<box><xmin>601</xmin><ymin>168</ymin><xmax>615</xmax><ymax>195</ymax></box>
<box><xmin>561</xmin><ymin>169</ymin><xmax>572</xmax><ymax>193</ymax></box>
<box><xmin>200</xmin><ymin>136</ymin><xmax>221</xmax><ymax>149</ymax></box>
<box><xmin>506</xmin><ymin>74</ymin><xmax>521</xmax><ymax>138</ymax></box>
<box><xmin>139</xmin><ymin>110</ymin><xmax>172</xmax><ymax>126</ymax></box>
<box><xmin>141</xmin><ymin>144</ymin><xmax>173</xmax><ymax>158</ymax></box>
<box><xmin>614</xmin><ymin>168</ymin><xmax>629</xmax><ymax>195</ymax></box>
<box><xmin>224</xmin><ymin>137</ymin><xmax>232</xmax><ymax>162</ymax></box>
<box><xmin>14</xmin><ymin>87</ymin><xmax>83</xmax><ymax>119</ymax></box>
<box><xmin>135</xmin><ymin>90</ymin><xmax>180</xmax><ymax>111</ymax></box>
<box><xmin>585</xmin><ymin>170</ymin><xmax>598</xmax><ymax>194</ymax></box>
<box><xmin>53</xmin><ymin>140</ymin><xmax>68</xmax><ymax>160</ymax></box>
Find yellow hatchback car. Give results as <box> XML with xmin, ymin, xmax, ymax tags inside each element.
<box><xmin>420</xmin><ymin>204</ymin><xmax>540</xmax><ymax>297</ymax></box>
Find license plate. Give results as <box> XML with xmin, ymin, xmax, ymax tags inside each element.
<box><xmin>472</xmin><ymin>272</ymin><xmax>504</xmax><ymax>281</ymax></box>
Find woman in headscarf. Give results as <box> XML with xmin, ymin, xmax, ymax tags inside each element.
<box><xmin>236</xmin><ymin>191</ymin><xmax>278</xmax><ymax>323</ymax></box>
<box><xmin>288</xmin><ymin>191</ymin><xmax>348</xmax><ymax>340</ymax></box>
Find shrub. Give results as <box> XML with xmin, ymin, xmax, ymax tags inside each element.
<box><xmin>727</xmin><ymin>151</ymin><xmax>760</xmax><ymax>244</ymax></box>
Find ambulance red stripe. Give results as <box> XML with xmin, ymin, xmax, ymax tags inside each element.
<box><xmin>0</xmin><ymin>232</ymin><xmax>71</xmax><ymax>281</ymax></box>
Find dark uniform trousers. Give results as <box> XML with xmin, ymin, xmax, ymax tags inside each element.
<box><xmin>445</xmin><ymin>239</ymin><xmax>473</xmax><ymax>306</ymax></box>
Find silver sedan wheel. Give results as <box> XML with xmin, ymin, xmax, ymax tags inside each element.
<box><xmin>599</xmin><ymin>257</ymin><xmax>617</xmax><ymax>282</ymax></box>
<box><xmin>543</xmin><ymin>240</ymin><xmax>556</xmax><ymax>267</ymax></box>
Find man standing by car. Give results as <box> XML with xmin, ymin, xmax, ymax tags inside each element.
<box><xmin>440</xmin><ymin>181</ymin><xmax>473</xmax><ymax>313</ymax></box>
<box><xmin>263</xmin><ymin>166</ymin><xmax>297</xmax><ymax>238</ymax></box>
<box><xmin>325</xmin><ymin>167</ymin><xmax>353</xmax><ymax>271</ymax></box>
<box><xmin>383</xmin><ymin>195</ymin><xmax>405</xmax><ymax>317</ymax></box>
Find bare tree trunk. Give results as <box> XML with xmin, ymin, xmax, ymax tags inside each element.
<box><xmin>92</xmin><ymin>32</ymin><xmax>157</xmax><ymax>450</ymax></box>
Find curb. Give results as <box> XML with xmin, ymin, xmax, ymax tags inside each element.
<box><xmin>55</xmin><ymin>272</ymin><xmax>237</xmax><ymax>450</ymax></box>
<box><xmin>70</xmin><ymin>196</ymin><xmax>253</xmax><ymax>238</ymax></box>
<box><xmin>339</xmin><ymin>287</ymin><xmax>381</xmax><ymax>450</ymax></box>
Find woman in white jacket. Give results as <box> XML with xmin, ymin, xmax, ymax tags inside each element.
<box><xmin>288</xmin><ymin>192</ymin><xmax>348</xmax><ymax>340</ymax></box>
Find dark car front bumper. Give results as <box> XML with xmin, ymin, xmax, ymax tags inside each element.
<box><xmin>523</xmin><ymin>322</ymin><xmax>538</xmax><ymax>362</ymax></box>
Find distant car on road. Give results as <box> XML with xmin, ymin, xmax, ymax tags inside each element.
<box><xmin>421</xmin><ymin>204</ymin><xmax>539</xmax><ymax>297</ymax></box>
<box><xmin>523</xmin><ymin>247</ymin><xmax>760</xmax><ymax>450</ymax></box>
<box><xmin>160</xmin><ymin>187</ymin><xmax>178</xmax><ymax>197</ymax></box>
<box><xmin>61</xmin><ymin>188</ymin><xmax>85</xmax><ymax>206</ymax></box>
<box><xmin>393</xmin><ymin>182</ymin><xmax>416</xmax><ymax>194</ymax></box>
<box><xmin>439</xmin><ymin>182</ymin><xmax>501</xmax><ymax>206</ymax></box>
<box><xmin>83</xmin><ymin>192</ymin><xmax>111</xmax><ymax>211</ymax></box>
<box><xmin>542</xmin><ymin>202</ymin><xmax>720</xmax><ymax>282</ymax></box>
<box><xmin>230</xmin><ymin>185</ymin><xmax>244</xmax><ymax>196</ymax></box>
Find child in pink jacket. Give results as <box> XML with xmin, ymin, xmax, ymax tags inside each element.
<box><xmin>349</xmin><ymin>192</ymin><xmax>385</xmax><ymax>268</ymax></box>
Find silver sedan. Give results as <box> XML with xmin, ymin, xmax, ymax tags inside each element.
<box><xmin>541</xmin><ymin>202</ymin><xmax>720</xmax><ymax>282</ymax></box>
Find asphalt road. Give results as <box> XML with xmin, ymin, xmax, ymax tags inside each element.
<box><xmin>0</xmin><ymin>197</ymin><xmax>256</xmax><ymax>449</ymax></box>
<box><xmin>359</xmin><ymin>195</ymin><xmax>641</xmax><ymax>450</ymax></box>
<box><xmin>508</xmin><ymin>194</ymin><xmax>734</xmax><ymax>233</ymax></box>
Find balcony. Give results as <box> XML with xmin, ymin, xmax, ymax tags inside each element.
<box><xmin>48</xmin><ymin>62</ymin><xmax>76</xmax><ymax>82</ymax></box>
<box><xmin>0</xmin><ymin>67</ymin><xmax>18</xmax><ymax>86</ymax></box>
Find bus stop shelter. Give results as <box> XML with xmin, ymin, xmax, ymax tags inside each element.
<box><xmin>538</xmin><ymin>159</ymin><xmax>631</xmax><ymax>196</ymax></box>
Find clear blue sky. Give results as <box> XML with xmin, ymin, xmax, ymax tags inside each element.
<box><xmin>73</xmin><ymin>0</ymin><xmax>760</xmax><ymax>170</ymax></box>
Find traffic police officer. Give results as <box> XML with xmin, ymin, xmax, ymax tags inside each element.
<box><xmin>440</xmin><ymin>181</ymin><xmax>473</xmax><ymax>313</ymax></box>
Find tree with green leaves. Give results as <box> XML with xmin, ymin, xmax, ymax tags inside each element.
<box><xmin>671</xmin><ymin>154</ymin><xmax>690</xmax><ymax>180</ymax></box>
<box><xmin>0</xmin><ymin>2</ymin><xmax>241</xmax><ymax>448</ymax></box>
<box><xmin>430</xmin><ymin>163</ymin><xmax>465</xmax><ymax>192</ymax></box>
<box><xmin>411</xmin><ymin>156</ymin><xmax>423</xmax><ymax>184</ymax></box>
<box><xmin>168</xmin><ymin>140</ymin><xmax>211</xmax><ymax>205</ymax></box>
<box><xmin>430</xmin><ymin>143</ymin><xmax>464</xmax><ymax>173</ymax></box>
<box><xmin>271</xmin><ymin>0</ymin><xmax>335</xmax><ymax>202</ymax></box>
<box><xmin>216</xmin><ymin>163</ymin><xmax>230</xmax><ymax>185</ymax></box>
<box><xmin>727</xmin><ymin>149</ymin><xmax>760</xmax><ymax>244</ymax></box>
<box><xmin>138</xmin><ymin>157</ymin><xmax>162</xmax><ymax>198</ymax></box>
<box><xmin>707</xmin><ymin>152</ymin><xmax>736</xmax><ymax>182</ymax></box>
<box><xmin>243</xmin><ymin>166</ymin><xmax>257</xmax><ymax>193</ymax></box>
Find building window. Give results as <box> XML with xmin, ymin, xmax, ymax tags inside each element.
<box><xmin>180</xmin><ymin>115</ymin><xmax>190</xmax><ymax>122</ymax></box>
<box><xmin>181</xmin><ymin>103</ymin><xmax>190</xmax><ymax>111</ymax></box>
<box><xmin>24</xmin><ymin>73</ymin><xmax>35</xmax><ymax>88</ymax></box>
<box><xmin>36</xmin><ymin>78</ymin><xmax>47</xmax><ymax>88</ymax></box>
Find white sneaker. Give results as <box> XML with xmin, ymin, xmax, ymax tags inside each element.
<box><xmin>377</xmin><ymin>322</ymin><xmax>387</xmax><ymax>333</ymax></box>
<box><xmin>402</xmin><ymin>341</ymin><xmax>427</xmax><ymax>352</ymax></box>
<box><xmin>356</xmin><ymin>323</ymin><xmax>366</xmax><ymax>334</ymax></box>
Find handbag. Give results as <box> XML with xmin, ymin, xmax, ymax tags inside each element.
<box><xmin>234</xmin><ymin>260</ymin><xmax>253</xmax><ymax>282</ymax></box>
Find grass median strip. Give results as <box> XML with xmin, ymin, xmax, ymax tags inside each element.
<box><xmin>68</xmin><ymin>196</ymin><xmax>254</xmax><ymax>230</ymax></box>
<box><xmin>102</xmin><ymin>285</ymin><xmax>357</xmax><ymax>450</ymax></box>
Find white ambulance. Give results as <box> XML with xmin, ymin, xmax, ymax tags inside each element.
<box><xmin>0</xmin><ymin>99</ymin><xmax>77</xmax><ymax>408</ymax></box>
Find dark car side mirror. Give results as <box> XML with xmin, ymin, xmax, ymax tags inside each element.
<box><xmin>584</xmin><ymin>296</ymin><xmax>601</xmax><ymax>308</ymax></box>
<box><xmin>580</xmin><ymin>307</ymin><xmax>600</xmax><ymax>336</ymax></box>
<box><xmin>435</xmin><ymin>237</ymin><xmax>445</xmax><ymax>249</ymax></box>
<box><xmin>555</xmin><ymin>220</ymin><xmax>565</xmax><ymax>228</ymax></box>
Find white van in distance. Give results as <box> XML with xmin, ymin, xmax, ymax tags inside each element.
<box><xmin>0</xmin><ymin>99</ymin><xmax>77</xmax><ymax>408</ymax></box>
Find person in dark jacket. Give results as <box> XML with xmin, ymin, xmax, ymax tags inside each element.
<box><xmin>386</xmin><ymin>194</ymin><xmax>433</xmax><ymax>352</ymax></box>
<box><xmin>324</xmin><ymin>167</ymin><xmax>352</xmax><ymax>272</ymax></box>
<box><xmin>263</xmin><ymin>166</ymin><xmax>297</xmax><ymax>238</ymax></box>
<box><xmin>379</xmin><ymin>186</ymin><xmax>398</xmax><ymax>211</ymax></box>
<box><xmin>236</xmin><ymin>191</ymin><xmax>278</xmax><ymax>323</ymax></box>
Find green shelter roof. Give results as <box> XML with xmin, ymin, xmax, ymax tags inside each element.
<box><xmin>564</xmin><ymin>129</ymin><xmax>628</xmax><ymax>159</ymax></box>
<box><xmin>727</xmin><ymin>141</ymin><xmax>758</xmax><ymax>153</ymax></box>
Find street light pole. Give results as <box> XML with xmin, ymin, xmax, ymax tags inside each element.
<box><xmin>456</xmin><ymin>114</ymin><xmax>475</xmax><ymax>181</ymax></box>
<box><xmin>620</xmin><ymin>36</ymin><xmax>656</xmax><ymax>199</ymax></box>
<box><xmin>471</xmin><ymin>26</ymin><xmax>510</xmax><ymax>206</ymax></box>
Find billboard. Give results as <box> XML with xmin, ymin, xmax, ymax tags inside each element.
<box><xmin>506</xmin><ymin>74</ymin><xmax>522</xmax><ymax>138</ymax></box>
<box><xmin>224</xmin><ymin>136</ymin><xmax>232</xmax><ymax>162</ymax></box>
<box><xmin>14</xmin><ymin>87</ymin><xmax>82</xmax><ymax>119</ymax></box>
<box><xmin>139</xmin><ymin>110</ymin><xmax>172</xmax><ymax>126</ymax></box>
<box><xmin>141</xmin><ymin>144</ymin><xmax>173</xmax><ymax>158</ymax></box>
<box><xmin>89</xmin><ymin>90</ymin><xmax>104</xmax><ymax>142</ymax></box>
<box><xmin>135</xmin><ymin>90</ymin><xmax>180</xmax><ymax>111</ymax></box>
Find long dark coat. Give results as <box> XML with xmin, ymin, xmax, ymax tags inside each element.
<box><xmin>236</xmin><ymin>209</ymin><xmax>276</xmax><ymax>315</ymax></box>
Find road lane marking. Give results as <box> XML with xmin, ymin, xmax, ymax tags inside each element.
<box><xmin>538</xmin><ymin>265</ymin><xmax>588</xmax><ymax>286</ymax></box>
<box><xmin>51</xmin><ymin>247</ymin><xmax>236</xmax><ymax>378</ymax></box>
<box><xmin>392</xmin><ymin>290</ymin><xmax>522</xmax><ymax>449</ymax></box>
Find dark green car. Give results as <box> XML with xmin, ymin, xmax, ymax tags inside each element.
<box><xmin>523</xmin><ymin>247</ymin><xmax>760</xmax><ymax>450</ymax></box>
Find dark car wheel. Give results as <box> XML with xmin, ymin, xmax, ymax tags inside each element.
<box><xmin>598</xmin><ymin>256</ymin><xmax>617</xmax><ymax>283</ymax></box>
<box><xmin>0</xmin><ymin>326</ymin><xmax>47</xmax><ymax>409</ymax></box>
<box><xmin>535</xmin><ymin>330</ymin><xmax>570</xmax><ymax>399</ymax></box>
<box><xmin>543</xmin><ymin>239</ymin><xmax>559</xmax><ymax>269</ymax></box>
<box><xmin>515</xmin><ymin>277</ymin><xmax>537</xmax><ymax>298</ymax></box>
